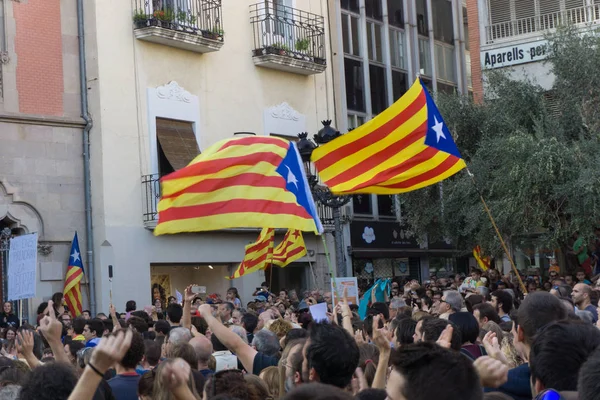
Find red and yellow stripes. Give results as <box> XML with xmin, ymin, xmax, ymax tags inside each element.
<box><xmin>228</xmin><ymin>228</ymin><xmax>275</xmax><ymax>279</ymax></box>
<box><xmin>64</xmin><ymin>266</ymin><xmax>83</xmax><ymax>317</ymax></box>
<box><xmin>155</xmin><ymin>136</ymin><xmax>314</xmax><ymax>235</ymax></box>
<box><xmin>311</xmin><ymin>79</ymin><xmax>465</xmax><ymax>194</ymax></box>
<box><xmin>473</xmin><ymin>245</ymin><xmax>490</xmax><ymax>272</ymax></box>
<box><xmin>271</xmin><ymin>229</ymin><xmax>307</xmax><ymax>267</ymax></box>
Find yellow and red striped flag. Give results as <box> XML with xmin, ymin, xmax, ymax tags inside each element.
<box><xmin>228</xmin><ymin>228</ymin><xmax>275</xmax><ymax>279</ymax></box>
<box><xmin>271</xmin><ymin>229</ymin><xmax>307</xmax><ymax>267</ymax></box>
<box><xmin>311</xmin><ymin>78</ymin><xmax>466</xmax><ymax>194</ymax></box>
<box><xmin>63</xmin><ymin>233</ymin><xmax>84</xmax><ymax>317</ymax></box>
<box><xmin>473</xmin><ymin>245</ymin><xmax>491</xmax><ymax>272</ymax></box>
<box><xmin>155</xmin><ymin>136</ymin><xmax>323</xmax><ymax>235</ymax></box>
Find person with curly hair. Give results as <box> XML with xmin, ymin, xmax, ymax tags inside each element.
<box><xmin>107</xmin><ymin>330</ymin><xmax>145</xmax><ymax>400</ymax></box>
<box><xmin>19</xmin><ymin>362</ymin><xmax>78</xmax><ymax>400</ymax></box>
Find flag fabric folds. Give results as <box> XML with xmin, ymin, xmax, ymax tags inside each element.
<box><xmin>155</xmin><ymin>136</ymin><xmax>323</xmax><ymax>235</ymax></box>
<box><xmin>473</xmin><ymin>245</ymin><xmax>491</xmax><ymax>272</ymax></box>
<box><xmin>311</xmin><ymin>78</ymin><xmax>467</xmax><ymax>194</ymax></box>
<box><xmin>63</xmin><ymin>233</ymin><xmax>84</xmax><ymax>317</ymax></box>
<box><xmin>271</xmin><ymin>229</ymin><xmax>307</xmax><ymax>267</ymax></box>
<box><xmin>228</xmin><ymin>228</ymin><xmax>275</xmax><ymax>279</ymax></box>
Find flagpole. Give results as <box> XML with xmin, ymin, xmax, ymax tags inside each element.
<box><xmin>466</xmin><ymin>168</ymin><xmax>528</xmax><ymax>294</ymax></box>
<box><xmin>320</xmin><ymin>236</ymin><xmax>339</xmax><ymax>303</ymax></box>
<box><xmin>307</xmin><ymin>258</ymin><xmax>318</xmax><ymax>290</ymax></box>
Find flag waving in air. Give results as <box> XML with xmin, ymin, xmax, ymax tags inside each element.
<box><xmin>473</xmin><ymin>245</ymin><xmax>491</xmax><ymax>272</ymax></box>
<box><xmin>311</xmin><ymin>78</ymin><xmax>466</xmax><ymax>194</ymax></box>
<box><xmin>155</xmin><ymin>136</ymin><xmax>323</xmax><ymax>235</ymax></box>
<box><xmin>228</xmin><ymin>228</ymin><xmax>275</xmax><ymax>279</ymax></box>
<box><xmin>271</xmin><ymin>229</ymin><xmax>307</xmax><ymax>267</ymax></box>
<box><xmin>63</xmin><ymin>233</ymin><xmax>84</xmax><ymax>317</ymax></box>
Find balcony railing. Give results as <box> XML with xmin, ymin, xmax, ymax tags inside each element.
<box><xmin>486</xmin><ymin>4</ymin><xmax>600</xmax><ymax>44</ymax></box>
<box><xmin>133</xmin><ymin>0</ymin><xmax>224</xmax><ymax>52</ymax></box>
<box><xmin>142</xmin><ymin>173</ymin><xmax>343</xmax><ymax>229</ymax></box>
<box><xmin>250</xmin><ymin>3</ymin><xmax>327</xmax><ymax>75</ymax></box>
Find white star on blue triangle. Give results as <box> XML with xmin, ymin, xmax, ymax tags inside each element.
<box><xmin>422</xmin><ymin>81</ymin><xmax>463</xmax><ymax>159</ymax></box>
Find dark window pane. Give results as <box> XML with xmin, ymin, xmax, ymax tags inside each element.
<box><xmin>342</xmin><ymin>15</ymin><xmax>350</xmax><ymax>54</ymax></box>
<box><xmin>366</xmin><ymin>0</ymin><xmax>383</xmax><ymax>20</ymax></box>
<box><xmin>438</xmin><ymin>82</ymin><xmax>456</xmax><ymax>94</ymax></box>
<box><xmin>388</xmin><ymin>0</ymin><xmax>404</xmax><ymax>27</ymax></box>
<box><xmin>345</xmin><ymin>58</ymin><xmax>365</xmax><ymax>112</ymax></box>
<box><xmin>369</xmin><ymin>64</ymin><xmax>387</xmax><ymax>115</ymax></box>
<box><xmin>341</xmin><ymin>0</ymin><xmax>359</xmax><ymax>12</ymax></box>
<box><xmin>433</xmin><ymin>0</ymin><xmax>454</xmax><ymax>44</ymax></box>
<box><xmin>416</xmin><ymin>0</ymin><xmax>428</xmax><ymax>35</ymax></box>
<box><xmin>421</xmin><ymin>77</ymin><xmax>433</xmax><ymax>93</ymax></box>
<box><xmin>392</xmin><ymin>70</ymin><xmax>407</xmax><ymax>101</ymax></box>
<box><xmin>353</xmin><ymin>195</ymin><xmax>373</xmax><ymax>215</ymax></box>
<box><xmin>378</xmin><ymin>195</ymin><xmax>395</xmax><ymax>217</ymax></box>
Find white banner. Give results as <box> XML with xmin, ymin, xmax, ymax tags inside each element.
<box><xmin>8</xmin><ymin>233</ymin><xmax>38</xmax><ymax>301</ymax></box>
<box><xmin>331</xmin><ymin>277</ymin><xmax>359</xmax><ymax>305</ymax></box>
<box><xmin>481</xmin><ymin>39</ymin><xmax>549</xmax><ymax>69</ymax></box>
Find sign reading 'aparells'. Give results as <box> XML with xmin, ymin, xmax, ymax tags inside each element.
<box><xmin>481</xmin><ymin>39</ymin><xmax>550</xmax><ymax>69</ymax></box>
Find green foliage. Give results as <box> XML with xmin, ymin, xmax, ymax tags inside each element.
<box><xmin>296</xmin><ymin>38</ymin><xmax>311</xmax><ymax>51</ymax></box>
<box><xmin>401</xmin><ymin>28</ymin><xmax>600</xmax><ymax>256</ymax></box>
<box><xmin>133</xmin><ymin>9</ymin><xmax>147</xmax><ymax>22</ymax></box>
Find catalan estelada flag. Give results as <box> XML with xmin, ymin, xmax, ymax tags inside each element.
<box><xmin>473</xmin><ymin>245</ymin><xmax>491</xmax><ymax>272</ymax></box>
<box><xmin>271</xmin><ymin>229</ymin><xmax>307</xmax><ymax>267</ymax></box>
<box><xmin>155</xmin><ymin>136</ymin><xmax>323</xmax><ymax>235</ymax></box>
<box><xmin>228</xmin><ymin>228</ymin><xmax>275</xmax><ymax>279</ymax></box>
<box><xmin>311</xmin><ymin>78</ymin><xmax>467</xmax><ymax>194</ymax></box>
<box><xmin>63</xmin><ymin>233</ymin><xmax>84</xmax><ymax>317</ymax></box>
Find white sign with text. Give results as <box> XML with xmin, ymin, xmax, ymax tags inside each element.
<box><xmin>481</xmin><ymin>39</ymin><xmax>550</xmax><ymax>69</ymax></box>
<box><xmin>8</xmin><ymin>233</ymin><xmax>38</xmax><ymax>301</ymax></box>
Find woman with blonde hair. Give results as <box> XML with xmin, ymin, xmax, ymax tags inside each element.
<box><xmin>268</xmin><ymin>318</ymin><xmax>293</xmax><ymax>339</ymax></box>
<box><xmin>259</xmin><ymin>366</ymin><xmax>280</xmax><ymax>399</ymax></box>
<box><xmin>245</xmin><ymin>373</ymin><xmax>273</xmax><ymax>400</ymax></box>
<box><xmin>152</xmin><ymin>359</ymin><xmax>199</xmax><ymax>400</ymax></box>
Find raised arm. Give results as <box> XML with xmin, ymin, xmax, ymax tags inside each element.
<box><xmin>39</xmin><ymin>300</ymin><xmax>70</xmax><ymax>364</ymax></box>
<box><xmin>182</xmin><ymin>285</ymin><xmax>195</xmax><ymax>330</ymax></box>
<box><xmin>198</xmin><ymin>304</ymin><xmax>257</xmax><ymax>373</ymax></box>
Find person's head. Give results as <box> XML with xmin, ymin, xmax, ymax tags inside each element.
<box><xmin>303</xmin><ymin>321</ymin><xmax>359</xmax><ymax>388</ymax></box>
<box><xmin>440</xmin><ymin>291</ymin><xmax>461</xmax><ymax>314</ymax></box>
<box><xmin>550</xmin><ymin>284</ymin><xmax>572</xmax><ymax>298</ymax></box>
<box><xmin>417</xmin><ymin>318</ymin><xmax>461</xmax><ymax>351</ymax></box>
<box><xmin>394</xmin><ymin>317</ymin><xmax>416</xmax><ymax>347</ymax></box>
<box><xmin>576</xmin><ymin>268</ymin><xmax>588</xmax><ymax>283</ymax></box>
<box><xmin>18</xmin><ymin>362</ymin><xmax>78</xmax><ymax>400</ymax></box>
<box><xmin>241</xmin><ymin>312</ymin><xmax>258</xmax><ymax>334</ymax></box>
<box><xmin>60</xmin><ymin>313</ymin><xmax>72</xmax><ymax>328</ymax></box>
<box><xmin>245</xmin><ymin>373</ymin><xmax>272</xmax><ymax>400</ymax></box>
<box><xmin>189</xmin><ymin>334</ymin><xmax>213</xmax><ymax>368</ymax></box>
<box><xmin>448</xmin><ymin>312</ymin><xmax>480</xmax><ymax>345</ymax></box>
<box><xmin>386</xmin><ymin>342</ymin><xmax>483</xmax><ymax>400</ymax></box>
<box><xmin>579</xmin><ymin>347</ymin><xmax>600</xmax><ymax>400</ymax></box>
<box><xmin>166</xmin><ymin>327</ymin><xmax>193</xmax><ymax>353</ymax></box>
<box><xmin>167</xmin><ymin>303</ymin><xmax>183</xmax><ymax>324</ymax></box>
<box><xmin>154</xmin><ymin>319</ymin><xmax>171</xmax><ymax>336</ymax></box>
<box><xmin>231</xmin><ymin>309</ymin><xmax>243</xmax><ymax>325</ymax></box>
<box><xmin>227</xmin><ymin>288</ymin><xmax>240</xmax><ymax>299</ymax></box>
<box><xmin>259</xmin><ymin>366</ymin><xmax>280</xmax><ymax>399</ymax></box>
<box><xmin>252</xmin><ymin>329</ymin><xmax>280</xmax><ymax>357</ymax></box>
<box><xmin>169</xmin><ymin>342</ymin><xmax>198</xmax><ymax>370</ymax></box>
<box><xmin>389</xmin><ymin>298</ymin><xmax>407</xmax><ymax>320</ymax></box>
<box><xmin>52</xmin><ymin>292</ymin><xmax>64</xmax><ymax>306</ymax></box>
<box><xmin>138</xmin><ymin>370</ymin><xmax>155</xmax><ymax>400</ymax></box>
<box><xmin>64</xmin><ymin>340</ymin><xmax>85</xmax><ymax>364</ymax></box>
<box><xmin>219</xmin><ymin>302</ymin><xmax>234</xmax><ymax>321</ymax></box>
<box><xmin>529</xmin><ymin>320</ymin><xmax>600</xmax><ymax>395</ymax></box>
<box><xmin>127</xmin><ymin>315</ymin><xmax>149</xmax><ymax>333</ymax></box>
<box><xmin>125</xmin><ymin>300</ymin><xmax>137</xmax><ymax>312</ymax></box>
<box><xmin>83</xmin><ymin>318</ymin><xmax>103</xmax><ymax>341</ymax></box>
<box><xmin>572</xmin><ymin>283</ymin><xmax>592</xmax><ymax>307</ymax></box>
<box><xmin>204</xmin><ymin>369</ymin><xmax>248</xmax><ymax>399</ymax></box>
<box><xmin>153</xmin><ymin>359</ymin><xmax>199</xmax><ymax>399</ymax></box>
<box><xmin>490</xmin><ymin>290</ymin><xmax>513</xmax><ymax>315</ymax></box>
<box><xmin>515</xmin><ymin>292</ymin><xmax>568</xmax><ymax>351</ymax></box>
<box><xmin>114</xmin><ymin>329</ymin><xmax>144</xmax><ymax>369</ymax></box>
<box><xmin>369</xmin><ymin>303</ymin><xmax>389</xmax><ymax>321</ymax></box>
<box><xmin>281</xmin><ymin>382</ymin><xmax>354</xmax><ymax>400</ymax></box>
<box><xmin>472</xmin><ymin>303</ymin><xmax>501</xmax><ymax>327</ymax></box>
<box><xmin>2</xmin><ymin>302</ymin><xmax>12</xmax><ymax>314</ymax></box>
<box><xmin>72</xmin><ymin>317</ymin><xmax>86</xmax><ymax>336</ymax></box>
<box><xmin>564</xmin><ymin>274</ymin><xmax>575</xmax><ymax>286</ymax></box>
<box><xmin>81</xmin><ymin>310</ymin><xmax>91</xmax><ymax>320</ymax></box>
<box><xmin>470</xmin><ymin>268</ymin><xmax>482</xmax><ymax>281</ymax></box>
<box><xmin>142</xmin><ymin>339</ymin><xmax>161</xmax><ymax>368</ymax></box>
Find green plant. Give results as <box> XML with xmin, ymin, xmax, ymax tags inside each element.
<box><xmin>153</xmin><ymin>8</ymin><xmax>174</xmax><ymax>22</ymax></box>
<box><xmin>188</xmin><ymin>14</ymin><xmax>197</xmax><ymax>25</ymax></box>
<box><xmin>176</xmin><ymin>9</ymin><xmax>188</xmax><ymax>23</ymax></box>
<box><xmin>272</xmin><ymin>42</ymin><xmax>290</xmax><ymax>51</ymax></box>
<box><xmin>295</xmin><ymin>38</ymin><xmax>310</xmax><ymax>51</ymax></box>
<box><xmin>133</xmin><ymin>9</ymin><xmax>147</xmax><ymax>22</ymax></box>
<box><xmin>211</xmin><ymin>26</ymin><xmax>224</xmax><ymax>35</ymax></box>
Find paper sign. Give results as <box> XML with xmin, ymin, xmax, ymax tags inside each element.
<box><xmin>8</xmin><ymin>233</ymin><xmax>38</xmax><ymax>301</ymax></box>
<box><xmin>309</xmin><ymin>302</ymin><xmax>328</xmax><ymax>322</ymax></box>
<box><xmin>175</xmin><ymin>290</ymin><xmax>183</xmax><ymax>304</ymax></box>
<box><xmin>331</xmin><ymin>277</ymin><xmax>359</xmax><ymax>306</ymax></box>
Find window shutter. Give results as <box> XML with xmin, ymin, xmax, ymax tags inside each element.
<box><xmin>564</xmin><ymin>0</ymin><xmax>585</xmax><ymax>9</ymax></box>
<box><xmin>514</xmin><ymin>0</ymin><xmax>535</xmax><ymax>19</ymax></box>
<box><xmin>489</xmin><ymin>0</ymin><xmax>511</xmax><ymax>24</ymax></box>
<box><xmin>156</xmin><ymin>118</ymin><xmax>200</xmax><ymax>171</ymax></box>
<box><xmin>538</xmin><ymin>0</ymin><xmax>561</xmax><ymax>14</ymax></box>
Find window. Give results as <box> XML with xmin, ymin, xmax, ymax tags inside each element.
<box><xmin>465</xmin><ymin>51</ymin><xmax>472</xmax><ymax>87</ymax></box>
<box><xmin>365</xmin><ymin>0</ymin><xmax>383</xmax><ymax>20</ymax></box>
<box><xmin>347</xmin><ymin>114</ymin><xmax>366</xmax><ymax>131</ymax></box>
<box><xmin>392</xmin><ymin>70</ymin><xmax>408</xmax><ymax>101</ymax></box>
<box><xmin>418</xmin><ymin>38</ymin><xmax>432</xmax><ymax>76</ymax></box>
<box><xmin>388</xmin><ymin>0</ymin><xmax>404</xmax><ymax>27</ymax></box>
<box><xmin>341</xmin><ymin>0</ymin><xmax>359</xmax><ymax>13</ymax></box>
<box><xmin>367</xmin><ymin>22</ymin><xmax>384</xmax><ymax>62</ymax></box>
<box><xmin>433</xmin><ymin>0</ymin><xmax>454</xmax><ymax>44</ymax></box>
<box><xmin>342</xmin><ymin>14</ymin><xmax>361</xmax><ymax>56</ymax></box>
<box><xmin>377</xmin><ymin>195</ymin><xmax>396</xmax><ymax>217</ymax></box>
<box><xmin>438</xmin><ymin>81</ymin><xmax>457</xmax><ymax>94</ymax></box>
<box><xmin>155</xmin><ymin>118</ymin><xmax>199</xmax><ymax>176</ymax></box>
<box><xmin>435</xmin><ymin>43</ymin><xmax>456</xmax><ymax>83</ymax></box>
<box><xmin>390</xmin><ymin>29</ymin><xmax>406</xmax><ymax>69</ymax></box>
<box><xmin>416</xmin><ymin>0</ymin><xmax>428</xmax><ymax>35</ymax></box>
<box><xmin>369</xmin><ymin>64</ymin><xmax>387</xmax><ymax>115</ymax></box>
<box><xmin>463</xmin><ymin>7</ymin><xmax>470</xmax><ymax>51</ymax></box>
<box><xmin>353</xmin><ymin>194</ymin><xmax>373</xmax><ymax>215</ymax></box>
<box><xmin>345</xmin><ymin>58</ymin><xmax>366</xmax><ymax>112</ymax></box>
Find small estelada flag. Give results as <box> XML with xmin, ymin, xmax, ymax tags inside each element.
<box><xmin>271</xmin><ymin>229</ymin><xmax>307</xmax><ymax>268</ymax></box>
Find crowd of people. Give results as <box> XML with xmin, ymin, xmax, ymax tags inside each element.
<box><xmin>0</xmin><ymin>263</ymin><xmax>597</xmax><ymax>400</ymax></box>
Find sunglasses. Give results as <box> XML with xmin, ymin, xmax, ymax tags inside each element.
<box><xmin>535</xmin><ymin>389</ymin><xmax>562</xmax><ymax>400</ymax></box>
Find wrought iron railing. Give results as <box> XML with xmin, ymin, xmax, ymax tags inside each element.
<box><xmin>486</xmin><ymin>4</ymin><xmax>600</xmax><ymax>43</ymax></box>
<box><xmin>250</xmin><ymin>2</ymin><xmax>326</xmax><ymax>65</ymax></box>
<box><xmin>142</xmin><ymin>174</ymin><xmax>161</xmax><ymax>223</ymax></box>
<box><xmin>132</xmin><ymin>0</ymin><xmax>223</xmax><ymax>41</ymax></box>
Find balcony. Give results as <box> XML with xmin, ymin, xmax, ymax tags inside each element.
<box><xmin>133</xmin><ymin>0</ymin><xmax>224</xmax><ymax>53</ymax></box>
<box><xmin>486</xmin><ymin>4</ymin><xmax>600</xmax><ymax>44</ymax></box>
<box><xmin>142</xmin><ymin>173</ymin><xmax>342</xmax><ymax>231</ymax></box>
<box><xmin>250</xmin><ymin>3</ymin><xmax>326</xmax><ymax>75</ymax></box>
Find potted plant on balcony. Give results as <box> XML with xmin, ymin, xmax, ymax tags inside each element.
<box><xmin>295</xmin><ymin>38</ymin><xmax>312</xmax><ymax>60</ymax></box>
<box><xmin>270</xmin><ymin>42</ymin><xmax>290</xmax><ymax>56</ymax></box>
<box><xmin>133</xmin><ymin>9</ymin><xmax>148</xmax><ymax>29</ymax></box>
<box><xmin>153</xmin><ymin>8</ymin><xmax>175</xmax><ymax>29</ymax></box>
<box><xmin>202</xmin><ymin>26</ymin><xmax>224</xmax><ymax>40</ymax></box>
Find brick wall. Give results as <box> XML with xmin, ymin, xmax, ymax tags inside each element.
<box><xmin>466</xmin><ymin>0</ymin><xmax>483</xmax><ymax>102</ymax></box>
<box><xmin>14</xmin><ymin>0</ymin><xmax>64</xmax><ymax>116</ymax></box>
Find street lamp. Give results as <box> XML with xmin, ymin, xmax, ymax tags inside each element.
<box><xmin>297</xmin><ymin>121</ymin><xmax>351</xmax><ymax>278</ymax></box>
<box><xmin>0</xmin><ymin>227</ymin><xmax>11</xmax><ymax>303</ymax></box>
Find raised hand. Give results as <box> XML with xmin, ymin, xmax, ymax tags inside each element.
<box><xmin>184</xmin><ymin>285</ymin><xmax>196</xmax><ymax>303</ymax></box>
<box><xmin>39</xmin><ymin>300</ymin><xmax>63</xmax><ymax>342</ymax></box>
<box><xmin>371</xmin><ymin>315</ymin><xmax>390</xmax><ymax>352</ymax></box>
<box><xmin>436</xmin><ymin>324</ymin><xmax>453</xmax><ymax>349</ymax></box>
<box><xmin>89</xmin><ymin>329</ymin><xmax>133</xmax><ymax>374</ymax></box>
<box><xmin>159</xmin><ymin>358</ymin><xmax>195</xmax><ymax>399</ymax></box>
<box><xmin>482</xmin><ymin>331</ymin><xmax>509</xmax><ymax>365</ymax></box>
<box><xmin>16</xmin><ymin>330</ymin><xmax>34</xmax><ymax>358</ymax></box>
<box><xmin>474</xmin><ymin>356</ymin><xmax>509</xmax><ymax>388</ymax></box>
